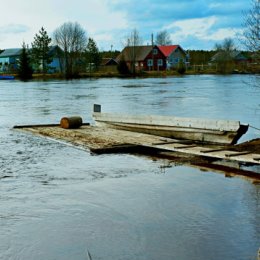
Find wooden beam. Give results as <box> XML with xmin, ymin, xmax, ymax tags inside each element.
<box><xmin>225</xmin><ymin>151</ymin><xmax>251</xmax><ymax>158</ymax></box>
<box><xmin>173</xmin><ymin>145</ymin><xmax>198</xmax><ymax>149</ymax></box>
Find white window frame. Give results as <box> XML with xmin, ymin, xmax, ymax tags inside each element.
<box><xmin>153</xmin><ymin>49</ymin><xmax>158</xmax><ymax>55</ymax></box>
<box><xmin>157</xmin><ymin>59</ymin><xmax>163</xmax><ymax>66</ymax></box>
<box><xmin>147</xmin><ymin>59</ymin><xmax>153</xmax><ymax>66</ymax></box>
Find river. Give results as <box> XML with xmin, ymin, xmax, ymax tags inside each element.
<box><xmin>0</xmin><ymin>75</ymin><xmax>259</xmax><ymax>260</ymax></box>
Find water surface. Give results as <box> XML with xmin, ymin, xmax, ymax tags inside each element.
<box><xmin>0</xmin><ymin>75</ymin><xmax>259</xmax><ymax>260</ymax></box>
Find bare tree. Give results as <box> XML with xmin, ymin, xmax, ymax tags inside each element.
<box><xmin>242</xmin><ymin>0</ymin><xmax>260</xmax><ymax>54</ymax></box>
<box><xmin>126</xmin><ymin>29</ymin><xmax>142</xmax><ymax>74</ymax></box>
<box><xmin>155</xmin><ymin>30</ymin><xmax>172</xmax><ymax>45</ymax></box>
<box><xmin>53</xmin><ymin>22</ymin><xmax>87</xmax><ymax>78</ymax></box>
<box><xmin>241</xmin><ymin>0</ymin><xmax>259</xmax><ymax>86</ymax></box>
<box><xmin>214</xmin><ymin>38</ymin><xmax>236</xmax><ymax>73</ymax></box>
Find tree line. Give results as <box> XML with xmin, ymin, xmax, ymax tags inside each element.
<box><xmin>19</xmin><ymin>22</ymin><xmax>101</xmax><ymax>80</ymax></box>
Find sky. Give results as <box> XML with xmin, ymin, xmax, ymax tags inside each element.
<box><xmin>0</xmin><ymin>0</ymin><xmax>250</xmax><ymax>51</ymax></box>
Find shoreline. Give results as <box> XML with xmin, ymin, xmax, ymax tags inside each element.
<box><xmin>1</xmin><ymin>69</ymin><xmax>258</xmax><ymax>81</ymax></box>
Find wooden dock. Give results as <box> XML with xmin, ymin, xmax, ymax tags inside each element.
<box><xmin>13</xmin><ymin>124</ymin><xmax>260</xmax><ymax>168</ymax></box>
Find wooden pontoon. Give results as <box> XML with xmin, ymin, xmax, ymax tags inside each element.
<box><xmin>93</xmin><ymin>104</ymin><xmax>248</xmax><ymax>145</ymax></box>
<box><xmin>13</xmin><ymin>124</ymin><xmax>260</xmax><ymax>179</ymax></box>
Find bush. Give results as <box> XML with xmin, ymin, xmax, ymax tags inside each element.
<box><xmin>177</xmin><ymin>65</ymin><xmax>186</xmax><ymax>74</ymax></box>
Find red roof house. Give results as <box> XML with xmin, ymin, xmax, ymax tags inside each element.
<box><xmin>158</xmin><ymin>45</ymin><xmax>188</xmax><ymax>69</ymax></box>
<box><xmin>116</xmin><ymin>44</ymin><xmax>188</xmax><ymax>72</ymax></box>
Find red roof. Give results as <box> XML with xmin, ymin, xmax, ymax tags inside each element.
<box><xmin>158</xmin><ymin>45</ymin><xmax>179</xmax><ymax>57</ymax></box>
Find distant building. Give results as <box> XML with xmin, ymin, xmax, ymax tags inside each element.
<box><xmin>211</xmin><ymin>51</ymin><xmax>248</xmax><ymax>64</ymax></box>
<box><xmin>100</xmin><ymin>58</ymin><xmax>118</xmax><ymax>66</ymax></box>
<box><xmin>0</xmin><ymin>48</ymin><xmax>22</xmax><ymax>72</ymax></box>
<box><xmin>158</xmin><ymin>45</ymin><xmax>189</xmax><ymax>69</ymax></box>
<box><xmin>0</xmin><ymin>46</ymin><xmax>63</xmax><ymax>73</ymax></box>
<box><xmin>116</xmin><ymin>44</ymin><xmax>188</xmax><ymax>71</ymax></box>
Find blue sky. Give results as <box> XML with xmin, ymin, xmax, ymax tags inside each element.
<box><xmin>0</xmin><ymin>0</ymin><xmax>250</xmax><ymax>51</ymax></box>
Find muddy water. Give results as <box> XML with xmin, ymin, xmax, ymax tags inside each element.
<box><xmin>0</xmin><ymin>75</ymin><xmax>259</xmax><ymax>260</ymax></box>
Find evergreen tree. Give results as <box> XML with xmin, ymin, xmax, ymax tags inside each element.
<box><xmin>18</xmin><ymin>42</ymin><xmax>33</xmax><ymax>81</ymax></box>
<box><xmin>31</xmin><ymin>27</ymin><xmax>52</xmax><ymax>74</ymax></box>
<box><xmin>85</xmin><ymin>37</ymin><xmax>101</xmax><ymax>72</ymax></box>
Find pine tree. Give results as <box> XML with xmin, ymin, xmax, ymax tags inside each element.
<box><xmin>31</xmin><ymin>27</ymin><xmax>52</xmax><ymax>74</ymax></box>
<box><xmin>85</xmin><ymin>37</ymin><xmax>101</xmax><ymax>72</ymax></box>
<box><xmin>18</xmin><ymin>42</ymin><xmax>33</xmax><ymax>81</ymax></box>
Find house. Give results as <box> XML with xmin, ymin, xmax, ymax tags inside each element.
<box><xmin>158</xmin><ymin>45</ymin><xmax>189</xmax><ymax>69</ymax></box>
<box><xmin>116</xmin><ymin>45</ymin><xmax>152</xmax><ymax>71</ymax></box>
<box><xmin>100</xmin><ymin>58</ymin><xmax>118</xmax><ymax>66</ymax></box>
<box><xmin>211</xmin><ymin>51</ymin><xmax>248</xmax><ymax>64</ymax></box>
<box><xmin>0</xmin><ymin>45</ymin><xmax>63</xmax><ymax>73</ymax></box>
<box><xmin>44</xmin><ymin>45</ymin><xmax>63</xmax><ymax>73</ymax></box>
<box><xmin>116</xmin><ymin>44</ymin><xmax>188</xmax><ymax>71</ymax></box>
<box><xmin>0</xmin><ymin>48</ymin><xmax>22</xmax><ymax>72</ymax></box>
<box><xmin>99</xmin><ymin>58</ymin><xmax>118</xmax><ymax>73</ymax></box>
<box><xmin>143</xmin><ymin>45</ymin><xmax>167</xmax><ymax>71</ymax></box>
<box><xmin>116</xmin><ymin>45</ymin><xmax>167</xmax><ymax>71</ymax></box>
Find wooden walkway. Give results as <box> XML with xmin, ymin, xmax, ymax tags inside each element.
<box><xmin>14</xmin><ymin>124</ymin><xmax>260</xmax><ymax>166</ymax></box>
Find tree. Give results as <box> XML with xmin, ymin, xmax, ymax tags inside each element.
<box><xmin>242</xmin><ymin>0</ymin><xmax>260</xmax><ymax>54</ymax></box>
<box><xmin>155</xmin><ymin>30</ymin><xmax>172</xmax><ymax>45</ymax></box>
<box><xmin>18</xmin><ymin>42</ymin><xmax>33</xmax><ymax>81</ymax></box>
<box><xmin>31</xmin><ymin>27</ymin><xmax>52</xmax><ymax>74</ymax></box>
<box><xmin>241</xmin><ymin>0</ymin><xmax>259</xmax><ymax>78</ymax></box>
<box><xmin>126</xmin><ymin>29</ymin><xmax>142</xmax><ymax>74</ymax></box>
<box><xmin>85</xmin><ymin>37</ymin><xmax>101</xmax><ymax>72</ymax></box>
<box><xmin>53</xmin><ymin>22</ymin><xmax>87</xmax><ymax>78</ymax></box>
<box><xmin>214</xmin><ymin>38</ymin><xmax>236</xmax><ymax>73</ymax></box>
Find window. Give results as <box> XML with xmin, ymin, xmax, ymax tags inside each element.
<box><xmin>153</xmin><ymin>48</ymin><xmax>158</xmax><ymax>55</ymax></box>
<box><xmin>158</xmin><ymin>59</ymin><xmax>163</xmax><ymax>66</ymax></box>
<box><xmin>147</xmin><ymin>59</ymin><xmax>153</xmax><ymax>66</ymax></box>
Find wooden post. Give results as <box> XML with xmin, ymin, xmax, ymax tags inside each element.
<box><xmin>94</xmin><ymin>104</ymin><xmax>101</xmax><ymax>113</ymax></box>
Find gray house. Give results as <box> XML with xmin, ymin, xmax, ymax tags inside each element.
<box><xmin>211</xmin><ymin>51</ymin><xmax>248</xmax><ymax>63</ymax></box>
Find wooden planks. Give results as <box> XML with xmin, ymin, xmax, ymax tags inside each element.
<box><xmin>13</xmin><ymin>125</ymin><xmax>260</xmax><ymax>166</ymax></box>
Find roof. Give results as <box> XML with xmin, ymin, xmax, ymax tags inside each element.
<box><xmin>158</xmin><ymin>45</ymin><xmax>179</xmax><ymax>57</ymax></box>
<box><xmin>0</xmin><ymin>48</ymin><xmax>22</xmax><ymax>58</ymax></box>
<box><xmin>116</xmin><ymin>45</ymin><xmax>153</xmax><ymax>62</ymax></box>
<box><xmin>158</xmin><ymin>45</ymin><xmax>187</xmax><ymax>57</ymax></box>
<box><xmin>101</xmin><ymin>58</ymin><xmax>118</xmax><ymax>66</ymax></box>
<box><xmin>211</xmin><ymin>51</ymin><xmax>247</xmax><ymax>62</ymax></box>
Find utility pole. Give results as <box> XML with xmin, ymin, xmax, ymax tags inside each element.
<box><xmin>151</xmin><ymin>33</ymin><xmax>154</xmax><ymax>71</ymax></box>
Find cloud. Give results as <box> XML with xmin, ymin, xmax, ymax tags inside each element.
<box><xmin>162</xmin><ymin>16</ymin><xmax>242</xmax><ymax>49</ymax></box>
<box><xmin>165</xmin><ymin>17</ymin><xmax>217</xmax><ymax>40</ymax></box>
<box><xmin>0</xmin><ymin>24</ymin><xmax>30</xmax><ymax>34</ymax></box>
<box><xmin>0</xmin><ymin>0</ymin><xmax>249</xmax><ymax>50</ymax></box>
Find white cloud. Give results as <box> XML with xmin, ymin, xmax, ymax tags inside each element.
<box><xmin>165</xmin><ymin>16</ymin><xmax>241</xmax><ymax>45</ymax></box>
<box><xmin>0</xmin><ymin>24</ymin><xmax>30</xmax><ymax>34</ymax></box>
<box><xmin>165</xmin><ymin>16</ymin><xmax>217</xmax><ymax>39</ymax></box>
<box><xmin>0</xmin><ymin>0</ymin><xmax>128</xmax><ymax>49</ymax></box>
<box><xmin>203</xmin><ymin>28</ymin><xmax>241</xmax><ymax>41</ymax></box>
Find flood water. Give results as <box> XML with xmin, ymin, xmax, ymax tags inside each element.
<box><xmin>0</xmin><ymin>75</ymin><xmax>259</xmax><ymax>260</ymax></box>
